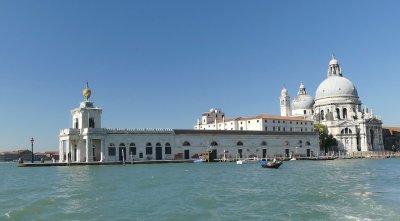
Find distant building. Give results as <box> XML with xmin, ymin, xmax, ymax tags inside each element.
<box><xmin>0</xmin><ymin>149</ymin><xmax>32</xmax><ymax>162</ymax></box>
<box><xmin>382</xmin><ymin>127</ymin><xmax>400</xmax><ymax>151</ymax></box>
<box><xmin>280</xmin><ymin>55</ymin><xmax>384</xmax><ymax>153</ymax></box>
<box><xmin>59</xmin><ymin>85</ymin><xmax>319</xmax><ymax>163</ymax></box>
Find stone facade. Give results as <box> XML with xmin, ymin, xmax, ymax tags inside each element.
<box><xmin>280</xmin><ymin>55</ymin><xmax>384</xmax><ymax>153</ymax></box>
<box><xmin>59</xmin><ymin>86</ymin><xmax>319</xmax><ymax>162</ymax></box>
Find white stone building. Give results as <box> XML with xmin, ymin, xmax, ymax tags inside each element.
<box><xmin>280</xmin><ymin>55</ymin><xmax>383</xmax><ymax>153</ymax></box>
<box><xmin>59</xmin><ymin>86</ymin><xmax>319</xmax><ymax>162</ymax></box>
<box><xmin>194</xmin><ymin>108</ymin><xmax>314</xmax><ymax>133</ymax></box>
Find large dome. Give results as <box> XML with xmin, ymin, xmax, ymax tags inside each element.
<box><xmin>292</xmin><ymin>94</ymin><xmax>314</xmax><ymax>109</ymax></box>
<box><xmin>315</xmin><ymin>76</ymin><xmax>358</xmax><ymax>100</ymax></box>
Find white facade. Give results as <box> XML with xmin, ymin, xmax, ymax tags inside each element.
<box><xmin>280</xmin><ymin>55</ymin><xmax>383</xmax><ymax>153</ymax></box>
<box><xmin>59</xmin><ymin>86</ymin><xmax>319</xmax><ymax>162</ymax></box>
<box><xmin>194</xmin><ymin>109</ymin><xmax>314</xmax><ymax>133</ymax></box>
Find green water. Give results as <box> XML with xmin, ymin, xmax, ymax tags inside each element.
<box><xmin>1</xmin><ymin>159</ymin><xmax>400</xmax><ymax>221</ymax></box>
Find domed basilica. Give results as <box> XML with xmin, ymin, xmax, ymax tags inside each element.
<box><xmin>280</xmin><ymin>55</ymin><xmax>383</xmax><ymax>153</ymax></box>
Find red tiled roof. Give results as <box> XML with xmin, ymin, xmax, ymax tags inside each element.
<box><xmin>215</xmin><ymin>114</ymin><xmax>311</xmax><ymax>123</ymax></box>
<box><xmin>383</xmin><ymin>126</ymin><xmax>400</xmax><ymax>133</ymax></box>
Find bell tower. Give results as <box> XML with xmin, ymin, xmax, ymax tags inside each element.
<box><xmin>71</xmin><ymin>82</ymin><xmax>102</xmax><ymax>129</ymax></box>
<box><xmin>280</xmin><ymin>86</ymin><xmax>291</xmax><ymax>117</ymax></box>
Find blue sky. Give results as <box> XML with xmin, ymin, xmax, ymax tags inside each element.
<box><xmin>1</xmin><ymin>0</ymin><xmax>399</xmax><ymax>151</ymax></box>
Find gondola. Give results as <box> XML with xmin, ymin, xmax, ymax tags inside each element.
<box><xmin>259</xmin><ymin>160</ymin><xmax>283</xmax><ymax>169</ymax></box>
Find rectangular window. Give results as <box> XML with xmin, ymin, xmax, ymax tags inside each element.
<box><xmin>108</xmin><ymin>147</ymin><xmax>116</xmax><ymax>156</ymax></box>
<box><xmin>265</xmin><ymin>127</ymin><xmax>268</xmax><ymax>131</ymax></box>
<box><xmin>257</xmin><ymin>120</ymin><xmax>259</xmax><ymax>123</ymax></box>
<box><xmin>283</xmin><ymin>121</ymin><xmax>285</xmax><ymax>123</ymax></box>
<box><xmin>278</xmin><ymin>127</ymin><xmax>280</xmax><ymax>131</ymax></box>
<box><xmin>273</xmin><ymin>127</ymin><xmax>275</xmax><ymax>131</ymax></box>
<box><xmin>146</xmin><ymin>147</ymin><xmax>152</xmax><ymax>155</ymax></box>
<box><xmin>273</xmin><ymin>120</ymin><xmax>275</xmax><ymax>123</ymax></box>
<box><xmin>248</xmin><ymin>121</ymin><xmax>250</xmax><ymax>123</ymax></box>
<box><xmin>278</xmin><ymin>121</ymin><xmax>280</xmax><ymax>123</ymax></box>
<box><xmin>290</xmin><ymin>121</ymin><xmax>292</xmax><ymax>124</ymax></box>
<box><xmin>283</xmin><ymin>127</ymin><xmax>286</xmax><ymax>131</ymax></box>
<box><xmin>290</xmin><ymin>128</ymin><xmax>293</xmax><ymax>132</ymax></box>
<box><xmin>265</xmin><ymin>120</ymin><xmax>267</xmax><ymax>123</ymax></box>
<box><xmin>129</xmin><ymin>147</ymin><xmax>136</xmax><ymax>155</ymax></box>
<box><xmin>165</xmin><ymin>146</ymin><xmax>172</xmax><ymax>154</ymax></box>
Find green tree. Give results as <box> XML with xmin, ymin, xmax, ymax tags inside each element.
<box><xmin>314</xmin><ymin>123</ymin><xmax>338</xmax><ymax>154</ymax></box>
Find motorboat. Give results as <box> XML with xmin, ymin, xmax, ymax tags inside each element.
<box><xmin>193</xmin><ymin>159</ymin><xmax>206</xmax><ymax>163</ymax></box>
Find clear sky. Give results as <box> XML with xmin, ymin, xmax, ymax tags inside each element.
<box><xmin>1</xmin><ymin>0</ymin><xmax>399</xmax><ymax>152</ymax></box>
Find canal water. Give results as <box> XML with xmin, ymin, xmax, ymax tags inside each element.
<box><xmin>1</xmin><ymin>158</ymin><xmax>400</xmax><ymax>221</ymax></box>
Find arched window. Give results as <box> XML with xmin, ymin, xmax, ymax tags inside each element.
<box><xmin>108</xmin><ymin>143</ymin><xmax>116</xmax><ymax>156</ymax></box>
<box><xmin>165</xmin><ymin>142</ymin><xmax>171</xmax><ymax>155</ymax></box>
<box><xmin>210</xmin><ymin>141</ymin><xmax>218</xmax><ymax>146</ymax></box>
<box><xmin>146</xmin><ymin>142</ymin><xmax>152</xmax><ymax>155</ymax></box>
<box><xmin>156</xmin><ymin>142</ymin><xmax>162</xmax><ymax>147</ymax></box>
<box><xmin>305</xmin><ymin>141</ymin><xmax>311</xmax><ymax>146</ymax></box>
<box><xmin>321</xmin><ymin>110</ymin><xmax>325</xmax><ymax>120</ymax></box>
<box><xmin>341</xmin><ymin>128</ymin><xmax>353</xmax><ymax>135</ymax></box>
<box><xmin>182</xmin><ymin>141</ymin><xmax>191</xmax><ymax>146</ymax></box>
<box><xmin>237</xmin><ymin>141</ymin><xmax>243</xmax><ymax>146</ymax></box>
<box><xmin>343</xmin><ymin>108</ymin><xmax>347</xmax><ymax>119</ymax></box>
<box><xmin>129</xmin><ymin>143</ymin><xmax>136</xmax><ymax>155</ymax></box>
<box><xmin>336</xmin><ymin>108</ymin><xmax>340</xmax><ymax>120</ymax></box>
<box><xmin>89</xmin><ymin>118</ymin><xmax>95</xmax><ymax>128</ymax></box>
<box><xmin>74</xmin><ymin>118</ymin><xmax>79</xmax><ymax>129</ymax></box>
<box><xmin>261</xmin><ymin>141</ymin><xmax>267</xmax><ymax>146</ymax></box>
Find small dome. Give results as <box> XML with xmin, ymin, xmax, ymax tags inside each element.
<box><xmin>315</xmin><ymin>76</ymin><xmax>358</xmax><ymax>100</ymax></box>
<box><xmin>281</xmin><ymin>87</ymin><xmax>288</xmax><ymax>96</ymax></box>
<box><xmin>329</xmin><ymin>58</ymin><xmax>338</xmax><ymax>65</ymax></box>
<box><xmin>292</xmin><ymin>94</ymin><xmax>314</xmax><ymax>109</ymax></box>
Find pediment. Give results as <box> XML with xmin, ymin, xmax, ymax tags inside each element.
<box><xmin>366</xmin><ymin>118</ymin><xmax>382</xmax><ymax>124</ymax></box>
<box><xmin>337</xmin><ymin>121</ymin><xmax>356</xmax><ymax>127</ymax></box>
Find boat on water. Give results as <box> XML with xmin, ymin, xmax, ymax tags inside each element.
<box><xmin>193</xmin><ymin>159</ymin><xmax>206</xmax><ymax>163</ymax></box>
<box><xmin>259</xmin><ymin>159</ymin><xmax>283</xmax><ymax>169</ymax></box>
<box><xmin>236</xmin><ymin>159</ymin><xmax>246</xmax><ymax>164</ymax></box>
<box><xmin>236</xmin><ymin>157</ymin><xmax>261</xmax><ymax>164</ymax></box>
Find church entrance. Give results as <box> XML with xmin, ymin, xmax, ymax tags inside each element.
<box><xmin>156</xmin><ymin>146</ymin><xmax>162</xmax><ymax>160</ymax></box>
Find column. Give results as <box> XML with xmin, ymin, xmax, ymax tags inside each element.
<box><xmin>85</xmin><ymin>138</ymin><xmax>90</xmax><ymax>162</ymax></box>
<box><xmin>66</xmin><ymin>140</ymin><xmax>70</xmax><ymax>163</ymax></box>
<box><xmin>100</xmin><ymin>139</ymin><xmax>105</xmax><ymax>162</ymax></box>
<box><xmin>59</xmin><ymin>140</ymin><xmax>64</xmax><ymax>162</ymax></box>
